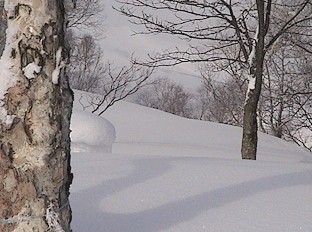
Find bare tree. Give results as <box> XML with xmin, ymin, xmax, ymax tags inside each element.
<box><xmin>192</xmin><ymin>84</ymin><xmax>212</xmax><ymax>121</ymax></box>
<box><xmin>258</xmin><ymin>42</ymin><xmax>295</xmax><ymax>138</ymax></box>
<box><xmin>117</xmin><ymin>0</ymin><xmax>312</xmax><ymax>159</ymax></box>
<box><xmin>196</xmin><ymin>77</ymin><xmax>246</xmax><ymax>125</ymax></box>
<box><xmin>65</xmin><ymin>0</ymin><xmax>154</xmax><ymax>115</ymax></box>
<box><xmin>66</xmin><ymin>0</ymin><xmax>106</xmax><ymax>93</ymax></box>
<box><xmin>257</xmin><ymin>39</ymin><xmax>312</xmax><ymax>149</ymax></box>
<box><xmin>0</xmin><ymin>0</ymin><xmax>73</xmax><ymax>231</ymax></box>
<box><xmin>68</xmin><ymin>33</ymin><xmax>104</xmax><ymax>92</ymax></box>
<box><xmin>197</xmin><ymin>32</ymin><xmax>312</xmax><ymax>151</ymax></box>
<box><xmin>136</xmin><ymin>77</ymin><xmax>194</xmax><ymax>118</ymax></box>
<box><xmin>67</xmin><ymin>0</ymin><xmax>105</xmax><ymax>37</ymax></box>
<box><xmin>67</xmin><ymin>18</ymin><xmax>155</xmax><ymax>115</ymax></box>
<box><xmin>284</xmin><ymin>92</ymin><xmax>312</xmax><ymax>151</ymax></box>
<box><xmin>81</xmin><ymin>63</ymin><xmax>155</xmax><ymax>115</ymax></box>
<box><xmin>193</xmin><ymin>44</ymin><xmax>247</xmax><ymax>124</ymax></box>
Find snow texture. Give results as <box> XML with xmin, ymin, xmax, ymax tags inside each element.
<box><xmin>246</xmin><ymin>26</ymin><xmax>259</xmax><ymax>94</ymax></box>
<box><xmin>70</xmin><ymin>109</ymin><xmax>116</xmax><ymax>153</ymax></box>
<box><xmin>22</xmin><ymin>62</ymin><xmax>41</xmax><ymax>79</ymax></box>
<box><xmin>248</xmin><ymin>76</ymin><xmax>256</xmax><ymax>91</ymax></box>
<box><xmin>248</xmin><ymin>26</ymin><xmax>258</xmax><ymax>71</ymax></box>
<box><xmin>52</xmin><ymin>47</ymin><xmax>64</xmax><ymax>84</ymax></box>
<box><xmin>68</xmin><ymin>1</ymin><xmax>312</xmax><ymax>230</ymax></box>
<box><xmin>70</xmin><ymin>90</ymin><xmax>312</xmax><ymax>232</ymax></box>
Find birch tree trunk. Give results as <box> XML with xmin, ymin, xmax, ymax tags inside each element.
<box><xmin>0</xmin><ymin>0</ymin><xmax>73</xmax><ymax>231</ymax></box>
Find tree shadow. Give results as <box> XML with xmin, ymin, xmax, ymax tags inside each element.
<box><xmin>71</xmin><ymin>158</ymin><xmax>312</xmax><ymax>232</ymax></box>
<box><xmin>70</xmin><ymin>157</ymin><xmax>173</xmax><ymax>231</ymax></box>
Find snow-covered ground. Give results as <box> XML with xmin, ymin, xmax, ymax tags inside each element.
<box><xmin>70</xmin><ymin>91</ymin><xmax>312</xmax><ymax>232</ymax></box>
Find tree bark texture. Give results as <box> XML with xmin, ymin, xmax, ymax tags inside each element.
<box><xmin>0</xmin><ymin>0</ymin><xmax>73</xmax><ymax>231</ymax></box>
<box><xmin>241</xmin><ymin>0</ymin><xmax>265</xmax><ymax>160</ymax></box>
<box><xmin>241</xmin><ymin>72</ymin><xmax>263</xmax><ymax>160</ymax></box>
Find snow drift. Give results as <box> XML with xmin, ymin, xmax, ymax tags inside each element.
<box><xmin>70</xmin><ymin>109</ymin><xmax>115</xmax><ymax>153</ymax></box>
<box><xmin>70</xmin><ymin>90</ymin><xmax>312</xmax><ymax>232</ymax></box>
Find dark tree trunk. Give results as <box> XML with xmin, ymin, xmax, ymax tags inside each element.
<box><xmin>241</xmin><ymin>0</ymin><xmax>266</xmax><ymax>160</ymax></box>
<box><xmin>241</xmin><ymin>72</ymin><xmax>263</xmax><ymax>160</ymax></box>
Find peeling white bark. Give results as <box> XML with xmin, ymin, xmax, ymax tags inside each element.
<box><xmin>0</xmin><ymin>1</ymin><xmax>19</xmax><ymax>126</ymax></box>
<box><xmin>0</xmin><ymin>0</ymin><xmax>73</xmax><ymax>231</ymax></box>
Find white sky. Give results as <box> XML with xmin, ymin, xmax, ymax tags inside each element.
<box><xmin>99</xmin><ymin>0</ymin><xmax>202</xmax><ymax>90</ymax></box>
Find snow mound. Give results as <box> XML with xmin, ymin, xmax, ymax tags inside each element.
<box><xmin>70</xmin><ymin>110</ymin><xmax>116</xmax><ymax>153</ymax></box>
<box><xmin>73</xmin><ymin>90</ymin><xmax>311</xmax><ymax>163</ymax></box>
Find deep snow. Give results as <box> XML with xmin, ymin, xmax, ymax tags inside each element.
<box><xmin>70</xmin><ymin>90</ymin><xmax>312</xmax><ymax>232</ymax></box>
<box><xmin>71</xmin><ymin>109</ymin><xmax>115</xmax><ymax>153</ymax></box>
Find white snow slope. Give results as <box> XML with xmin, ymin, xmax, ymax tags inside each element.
<box><xmin>70</xmin><ymin>90</ymin><xmax>312</xmax><ymax>232</ymax></box>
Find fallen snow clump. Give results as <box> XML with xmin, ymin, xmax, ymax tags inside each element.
<box><xmin>70</xmin><ymin>110</ymin><xmax>116</xmax><ymax>153</ymax></box>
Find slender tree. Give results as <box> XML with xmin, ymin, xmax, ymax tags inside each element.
<box><xmin>0</xmin><ymin>0</ymin><xmax>73</xmax><ymax>231</ymax></box>
<box><xmin>117</xmin><ymin>0</ymin><xmax>312</xmax><ymax>159</ymax></box>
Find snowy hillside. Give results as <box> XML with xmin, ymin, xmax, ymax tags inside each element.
<box><xmin>70</xmin><ymin>90</ymin><xmax>312</xmax><ymax>232</ymax></box>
